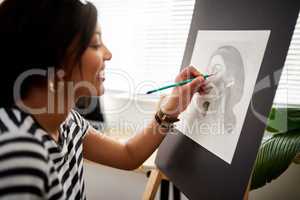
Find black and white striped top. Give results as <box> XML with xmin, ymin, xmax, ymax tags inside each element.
<box><xmin>0</xmin><ymin>106</ymin><xmax>91</xmax><ymax>200</ymax></box>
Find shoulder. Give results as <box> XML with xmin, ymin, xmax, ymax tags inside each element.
<box><xmin>0</xmin><ymin>107</ymin><xmax>48</xmax><ymax>157</ymax></box>
<box><xmin>0</xmin><ymin>132</ymin><xmax>51</xmax><ymax>198</ymax></box>
<box><xmin>0</xmin><ymin>131</ymin><xmax>50</xmax><ymax>174</ymax></box>
<box><xmin>0</xmin><ymin>107</ymin><xmax>48</xmax><ymax>159</ymax></box>
<box><xmin>69</xmin><ymin>109</ymin><xmax>91</xmax><ymax>137</ymax></box>
<box><xmin>0</xmin><ymin>131</ymin><xmax>49</xmax><ymax>161</ymax></box>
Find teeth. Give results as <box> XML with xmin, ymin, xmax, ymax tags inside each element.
<box><xmin>100</xmin><ymin>71</ymin><xmax>105</xmax><ymax>77</ymax></box>
<box><xmin>97</xmin><ymin>71</ymin><xmax>105</xmax><ymax>81</ymax></box>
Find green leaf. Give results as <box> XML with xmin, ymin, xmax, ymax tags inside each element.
<box><xmin>266</xmin><ymin>108</ymin><xmax>300</xmax><ymax>134</ymax></box>
<box><xmin>251</xmin><ymin>130</ymin><xmax>300</xmax><ymax>190</ymax></box>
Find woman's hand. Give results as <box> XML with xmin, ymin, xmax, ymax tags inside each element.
<box><xmin>159</xmin><ymin>66</ymin><xmax>206</xmax><ymax>118</ymax></box>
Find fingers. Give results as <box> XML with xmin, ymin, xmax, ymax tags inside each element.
<box><xmin>199</xmin><ymin>85</ymin><xmax>206</xmax><ymax>95</ymax></box>
<box><xmin>176</xmin><ymin>65</ymin><xmax>202</xmax><ymax>82</ymax></box>
<box><xmin>183</xmin><ymin>75</ymin><xmax>205</xmax><ymax>94</ymax></box>
<box><xmin>188</xmin><ymin>65</ymin><xmax>202</xmax><ymax>77</ymax></box>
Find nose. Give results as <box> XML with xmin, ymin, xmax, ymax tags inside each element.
<box><xmin>104</xmin><ymin>45</ymin><xmax>112</xmax><ymax>61</ymax></box>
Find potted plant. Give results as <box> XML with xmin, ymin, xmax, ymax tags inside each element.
<box><xmin>251</xmin><ymin>107</ymin><xmax>300</xmax><ymax>190</ymax></box>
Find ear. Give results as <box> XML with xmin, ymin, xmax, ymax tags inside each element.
<box><xmin>56</xmin><ymin>69</ymin><xmax>66</xmax><ymax>81</ymax></box>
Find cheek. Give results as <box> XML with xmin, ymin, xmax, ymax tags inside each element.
<box><xmin>208</xmin><ymin>55</ymin><xmax>225</xmax><ymax>75</ymax></box>
<box><xmin>81</xmin><ymin>50</ymin><xmax>103</xmax><ymax>78</ymax></box>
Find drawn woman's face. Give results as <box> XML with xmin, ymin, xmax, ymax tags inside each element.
<box><xmin>184</xmin><ymin>46</ymin><xmax>245</xmax><ymax>136</ymax></box>
<box><xmin>205</xmin><ymin>54</ymin><xmax>234</xmax><ymax>100</ymax></box>
<box><xmin>194</xmin><ymin>54</ymin><xmax>235</xmax><ymax>117</ymax></box>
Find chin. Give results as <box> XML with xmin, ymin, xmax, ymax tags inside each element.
<box><xmin>97</xmin><ymin>86</ymin><xmax>105</xmax><ymax>96</ymax></box>
<box><xmin>98</xmin><ymin>90</ymin><xmax>104</xmax><ymax>96</ymax></box>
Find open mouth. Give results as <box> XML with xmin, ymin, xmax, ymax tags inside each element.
<box><xmin>97</xmin><ymin>71</ymin><xmax>105</xmax><ymax>82</ymax></box>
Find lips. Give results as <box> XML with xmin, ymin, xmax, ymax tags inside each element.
<box><xmin>97</xmin><ymin>71</ymin><xmax>105</xmax><ymax>82</ymax></box>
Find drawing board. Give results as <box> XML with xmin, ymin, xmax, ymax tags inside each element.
<box><xmin>176</xmin><ymin>30</ymin><xmax>270</xmax><ymax>164</ymax></box>
<box><xmin>155</xmin><ymin>0</ymin><xmax>299</xmax><ymax>199</ymax></box>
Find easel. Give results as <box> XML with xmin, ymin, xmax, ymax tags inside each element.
<box><xmin>142</xmin><ymin>169</ymin><xmax>168</xmax><ymax>200</ymax></box>
<box><xmin>142</xmin><ymin>168</ymin><xmax>250</xmax><ymax>200</ymax></box>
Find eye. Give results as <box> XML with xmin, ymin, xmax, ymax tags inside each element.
<box><xmin>89</xmin><ymin>44</ymin><xmax>102</xmax><ymax>50</ymax></box>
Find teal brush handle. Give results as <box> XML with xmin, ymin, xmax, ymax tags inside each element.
<box><xmin>146</xmin><ymin>74</ymin><xmax>211</xmax><ymax>94</ymax></box>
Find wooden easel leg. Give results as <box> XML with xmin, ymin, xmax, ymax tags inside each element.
<box><xmin>243</xmin><ymin>175</ymin><xmax>252</xmax><ymax>200</ymax></box>
<box><xmin>143</xmin><ymin>169</ymin><xmax>163</xmax><ymax>200</ymax></box>
<box><xmin>143</xmin><ymin>168</ymin><xmax>250</xmax><ymax>200</ymax></box>
<box><xmin>243</xmin><ymin>184</ymin><xmax>250</xmax><ymax>200</ymax></box>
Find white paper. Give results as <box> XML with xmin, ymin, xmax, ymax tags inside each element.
<box><xmin>176</xmin><ymin>30</ymin><xmax>270</xmax><ymax>164</ymax></box>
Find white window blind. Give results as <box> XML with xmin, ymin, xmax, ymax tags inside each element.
<box><xmin>91</xmin><ymin>1</ymin><xmax>300</xmax><ymax>105</ymax></box>
<box><xmin>91</xmin><ymin>0</ymin><xmax>195</xmax><ymax>94</ymax></box>
<box><xmin>273</xmin><ymin>12</ymin><xmax>300</xmax><ymax>106</ymax></box>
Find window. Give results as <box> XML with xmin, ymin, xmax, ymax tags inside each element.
<box><xmin>273</xmin><ymin>12</ymin><xmax>300</xmax><ymax>106</ymax></box>
<box><xmin>91</xmin><ymin>0</ymin><xmax>195</xmax><ymax>94</ymax></box>
<box><xmin>92</xmin><ymin>1</ymin><xmax>299</xmax><ymax>106</ymax></box>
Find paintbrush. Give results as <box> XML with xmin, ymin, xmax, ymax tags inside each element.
<box><xmin>146</xmin><ymin>73</ymin><xmax>215</xmax><ymax>95</ymax></box>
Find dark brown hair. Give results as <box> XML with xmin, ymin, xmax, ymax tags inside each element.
<box><xmin>0</xmin><ymin>0</ymin><xmax>98</xmax><ymax>106</ymax></box>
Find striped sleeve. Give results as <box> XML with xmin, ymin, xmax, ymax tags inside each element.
<box><xmin>70</xmin><ymin>109</ymin><xmax>91</xmax><ymax>138</ymax></box>
<box><xmin>0</xmin><ymin>134</ymin><xmax>51</xmax><ymax>200</ymax></box>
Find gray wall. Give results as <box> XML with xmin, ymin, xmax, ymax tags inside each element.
<box><xmin>83</xmin><ymin>161</ymin><xmax>300</xmax><ymax>200</ymax></box>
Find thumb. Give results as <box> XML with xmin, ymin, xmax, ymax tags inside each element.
<box><xmin>185</xmin><ymin>76</ymin><xmax>205</xmax><ymax>93</ymax></box>
<box><xmin>156</xmin><ymin>94</ymin><xmax>168</xmax><ymax>110</ymax></box>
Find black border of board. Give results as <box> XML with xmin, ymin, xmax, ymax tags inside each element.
<box><xmin>155</xmin><ymin>0</ymin><xmax>300</xmax><ymax>199</ymax></box>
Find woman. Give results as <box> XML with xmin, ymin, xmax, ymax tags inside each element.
<box><xmin>0</xmin><ymin>0</ymin><xmax>205</xmax><ymax>199</ymax></box>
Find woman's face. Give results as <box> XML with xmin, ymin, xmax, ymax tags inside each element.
<box><xmin>69</xmin><ymin>24</ymin><xmax>112</xmax><ymax>99</ymax></box>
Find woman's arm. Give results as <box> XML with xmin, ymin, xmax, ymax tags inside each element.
<box><xmin>83</xmin><ymin>66</ymin><xmax>205</xmax><ymax>170</ymax></box>
<box><xmin>83</xmin><ymin>118</ymin><xmax>167</xmax><ymax>170</ymax></box>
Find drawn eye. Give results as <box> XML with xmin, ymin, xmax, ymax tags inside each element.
<box><xmin>213</xmin><ymin>64</ymin><xmax>223</xmax><ymax>74</ymax></box>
